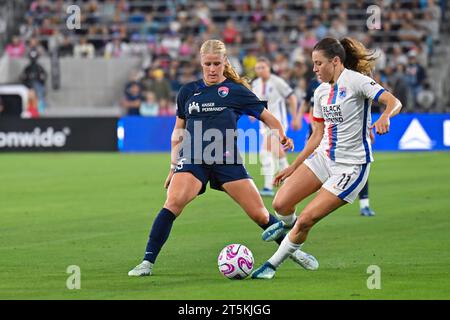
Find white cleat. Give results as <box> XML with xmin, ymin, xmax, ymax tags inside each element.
<box><xmin>290</xmin><ymin>249</ymin><xmax>319</xmax><ymax>271</ymax></box>
<box><xmin>128</xmin><ymin>260</ymin><xmax>153</xmax><ymax>276</ymax></box>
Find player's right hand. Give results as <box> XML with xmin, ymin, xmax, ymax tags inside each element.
<box><xmin>291</xmin><ymin>117</ymin><xmax>302</xmax><ymax>131</ymax></box>
<box><xmin>273</xmin><ymin>165</ymin><xmax>296</xmax><ymax>187</ymax></box>
<box><xmin>164</xmin><ymin>169</ymin><xmax>175</xmax><ymax>189</ymax></box>
<box><xmin>280</xmin><ymin>136</ymin><xmax>294</xmax><ymax>151</ymax></box>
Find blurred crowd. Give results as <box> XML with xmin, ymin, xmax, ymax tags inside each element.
<box><xmin>3</xmin><ymin>0</ymin><xmax>447</xmax><ymax>117</ymax></box>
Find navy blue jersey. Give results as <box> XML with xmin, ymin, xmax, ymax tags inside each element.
<box><xmin>304</xmin><ymin>78</ymin><xmax>321</xmax><ymax>109</ymax></box>
<box><xmin>176</xmin><ymin>78</ymin><xmax>267</xmax><ymax>164</ymax></box>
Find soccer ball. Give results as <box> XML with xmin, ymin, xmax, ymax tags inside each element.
<box><xmin>217</xmin><ymin>244</ymin><xmax>254</xmax><ymax>280</ymax></box>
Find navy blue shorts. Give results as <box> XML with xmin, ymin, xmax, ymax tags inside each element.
<box><xmin>174</xmin><ymin>162</ymin><xmax>252</xmax><ymax>195</ymax></box>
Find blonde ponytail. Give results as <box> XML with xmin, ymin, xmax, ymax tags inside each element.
<box><xmin>200</xmin><ymin>39</ymin><xmax>251</xmax><ymax>89</ymax></box>
<box><xmin>224</xmin><ymin>58</ymin><xmax>251</xmax><ymax>89</ymax></box>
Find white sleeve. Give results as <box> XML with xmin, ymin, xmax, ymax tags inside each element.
<box><xmin>312</xmin><ymin>89</ymin><xmax>324</xmax><ymax>121</ymax></box>
<box><xmin>274</xmin><ymin>76</ymin><xmax>294</xmax><ymax>99</ymax></box>
<box><xmin>354</xmin><ymin>73</ymin><xmax>385</xmax><ymax>102</ymax></box>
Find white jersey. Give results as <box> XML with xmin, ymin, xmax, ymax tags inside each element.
<box><xmin>313</xmin><ymin>68</ymin><xmax>385</xmax><ymax>164</ymax></box>
<box><xmin>252</xmin><ymin>74</ymin><xmax>294</xmax><ymax>130</ymax></box>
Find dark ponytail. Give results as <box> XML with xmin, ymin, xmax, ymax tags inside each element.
<box><xmin>313</xmin><ymin>37</ymin><xmax>377</xmax><ymax>76</ymax></box>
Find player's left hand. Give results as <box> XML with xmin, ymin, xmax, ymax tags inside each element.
<box><xmin>370</xmin><ymin>114</ymin><xmax>390</xmax><ymax>135</ymax></box>
<box><xmin>280</xmin><ymin>136</ymin><xmax>294</xmax><ymax>151</ymax></box>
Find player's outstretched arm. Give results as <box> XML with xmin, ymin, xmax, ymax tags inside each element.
<box><xmin>259</xmin><ymin>109</ymin><xmax>294</xmax><ymax>151</ymax></box>
<box><xmin>370</xmin><ymin>91</ymin><xmax>402</xmax><ymax>135</ymax></box>
<box><xmin>165</xmin><ymin>116</ymin><xmax>186</xmax><ymax>189</ymax></box>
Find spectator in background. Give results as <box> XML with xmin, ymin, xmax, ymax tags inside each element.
<box><xmin>47</xmin><ymin>29</ymin><xmax>65</xmax><ymax>54</ymax></box>
<box><xmin>104</xmin><ymin>35</ymin><xmax>130</xmax><ymax>58</ymax></box>
<box><xmin>386</xmin><ymin>64</ymin><xmax>410</xmax><ymax>110</ymax></box>
<box><xmin>140</xmin><ymin>91</ymin><xmax>159</xmax><ymax>116</ymax></box>
<box><xmin>179</xmin><ymin>35</ymin><xmax>196</xmax><ymax>59</ymax></box>
<box><xmin>168</xmin><ymin>61</ymin><xmax>182</xmax><ymax>92</ymax></box>
<box><xmin>222</xmin><ymin>19</ymin><xmax>240</xmax><ymax>44</ymax></box>
<box><xmin>405</xmin><ymin>50</ymin><xmax>427</xmax><ymax>104</ymax></box>
<box><xmin>22</xmin><ymin>89</ymin><xmax>40</xmax><ymax>118</ymax></box>
<box><xmin>272</xmin><ymin>53</ymin><xmax>289</xmax><ymax>79</ymax></box>
<box><xmin>140</xmin><ymin>13</ymin><xmax>160</xmax><ymax>36</ymax></box>
<box><xmin>416</xmin><ymin>81</ymin><xmax>435</xmax><ymax>110</ymax></box>
<box><xmin>38</xmin><ymin>18</ymin><xmax>54</xmax><ymax>37</ymax></box>
<box><xmin>299</xmin><ymin>30</ymin><xmax>317</xmax><ymax>53</ymax></box>
<box><xmin>73</xmin><ymin>36</ymin><xmax>95</xmax><ymax>58</ymax></box>
<box><xmin>19</xmin><ymin>15</ymin><xmax>36</xmax><ymax>40</ymax></box>
<box><xmin>227</xmin><ymin>45</ymin><xmax>243</xmax><ymax>76</ymax></box>
<box><xmin>121</xmin><ymin>81</ymin><xmax>143</xmax><ymax>116</ymax></box>
<box><xmin>390</xmin><ymin>44</ymin><xmax>408</xmax><ymax>68</ymax></box>
<box><xmin>5</xmin><ymin>36</ymin><xmax>26</xmax><ymax>59</ymax></box>
<box><xmin>27</xmin><ymin>37</ymin><xmax>46</xmax><ymax>57</ymax></box>
<box><xmin>311</xmin><ymin>17</ymin><xmax>328</xmax><ymax>40</ymax></box>
<box><xmin>149</xmin><ymin>69</ymin><xmax>172</xmax><ymax>115</ymax></box>
<box><xmin>58</xmin><ymin>34</ymin><xmax>74</xmax><ymax>57</ymax></box>
<box><xmin>328</xmin><ymin>18</ymin><xmax>348</xmax><ymax>40</ymax></box>
<box><xmin>101</xmin><ymin>0</ymin><xmax>116</xmax><ymax>21</ymax></box>
<box><xmin>20</xmin><ymin>50</ymin><xmax>47</xmax><ymax>113</ymax></box>
<box><xmin>141</xmin><ymin>67</ymin><xmax>154</xmax><ymax>93</ymax></box>
<box><xmin>243</xmin><ymin>48</ymin><xmax>258</xmax><ymax>79</ymax></box>
<box><xmin>161</xmin><ymin>31</ymin><xmax>181</xmax><ymax>59</ymax></box>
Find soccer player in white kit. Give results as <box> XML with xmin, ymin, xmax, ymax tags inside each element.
<box><xmin>252</xmin><ymin>57</ymin><xmax>299</xmax><ymax>197</ymax></box>
<box><xmin>252</xmin><ymin>37</ymin><xmax>403</xmax><ymax>279</ymax></box>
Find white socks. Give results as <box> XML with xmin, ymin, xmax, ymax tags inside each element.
<box><xmin>260</xmin><ymin>150</ymin><xmax>290</xmax><ymax>190</ymax></box>
<box><xmin>278</xmin><ymin>156</ymin><xmax>289</xmax><ymax>171</ymax></box>
<box><xmin>260</xmin><ymin>149</ymin><xmax>275</xmax><ymax>189</ymax></box>
<box><xmin>268</xmin><ymin>234</ymin><xmax>300</xmax><ymax>268</ymax></box>
<box><xmin>275</xmin><ymin>211</ymin><xmax>297</xmax><ymax>228</ymax></box>
<box><xmin>360</xmin><ymin>198</ymin><xmax>369</xmax><ymax>209</ymax></box>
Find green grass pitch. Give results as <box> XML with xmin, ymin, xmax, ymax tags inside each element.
<box><xmin>0</xmin><ymin>152</ymin><xmax>449</xmax><ymax>300</ymax></box>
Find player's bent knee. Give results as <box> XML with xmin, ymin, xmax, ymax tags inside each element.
<box><xmin>272</xmin><ymin>199</ymin><xmax>293</xmax><ymax>216</ymax></box>
<box><xmin>164</xmin><ymin>196</ymin><xmax>190</xmax><ymax>215</ymax></box>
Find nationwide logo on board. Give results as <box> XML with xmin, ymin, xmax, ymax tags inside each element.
<box><xmin>0</xmin><ymin>127</ymin><xmax>70</xmax><ymax>148</ymax></box>
<box><xmin>399</xmin><ymin>118</ymin><xmax>433</xmax><ymax>150</ymax></box>
<box><xmin>218</xmin><ymin>86</ymin><xmax>229</xmax><ymax>98</ymax></box>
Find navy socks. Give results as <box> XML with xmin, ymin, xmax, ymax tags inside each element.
<box><xmin>144</xmin><ymin>208</ymin><xmax>177</xmax><ymax>263</ymax></box>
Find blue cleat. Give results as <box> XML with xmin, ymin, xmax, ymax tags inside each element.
<box><xmin>360</xmin><ymin>206</ymin><xmax>376</xmax><ymax>217</ymax></box>
<box><xmin>262</xmin><ymin>221</ymin><xmax>289</xmax><ymax>242</ymax></box>
<box><xmin>251</xmin><ymin>262</ymin><xmax>276</xmax><ymax>279</ymax></box>
<box><xmin>259</xmin><ymin>188</ymin><xmax>274</xmax><ymax>197</ymax></box>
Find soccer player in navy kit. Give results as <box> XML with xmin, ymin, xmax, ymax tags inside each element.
<box><xmin>128</xmin><ymin>39</ymin><xmax>317</xmax><ymax>276</ymax></box>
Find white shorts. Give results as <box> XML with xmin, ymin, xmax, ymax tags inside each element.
<box><xmin>304</xmin><ymin>150</ymin><xmax>371</xmax><ymax>204</ymax></box>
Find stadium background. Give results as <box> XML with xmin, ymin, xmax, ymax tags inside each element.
<box><xmin>0</xmin><ymin>0</ymin><xmax>449</xmax><ymax>300</ymax></box>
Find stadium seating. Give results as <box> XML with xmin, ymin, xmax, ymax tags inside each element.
<box><xmin>0</xmin><ymin>0</ymin><xmax>449</xmax><ymax>115</ymax></box>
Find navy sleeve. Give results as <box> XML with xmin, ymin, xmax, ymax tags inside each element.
<box><xmin>176</xmin><ymin>84</ymin><xmax>193</xmax><ymax>119</ymax></box>
<box><xmin>234</xmin><ymin>84</ymin><xmax>267</xmax><ymax>119</ymax></box>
